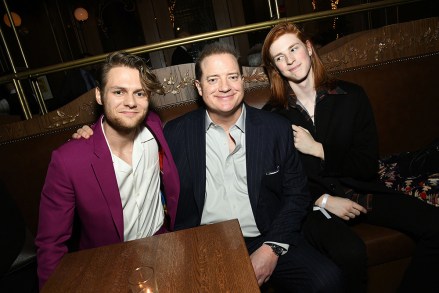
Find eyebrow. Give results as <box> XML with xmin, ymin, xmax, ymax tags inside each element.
<box><xmin>205</xmin><ymin>74</ymin><xmax>219</xmax><ymax>80</ymax></box>
<box><xmin>205</xmin><ymin>72</ymin><xmax>240</xmax><ymax>79</ymax></box>
<box><xmin>272</xmin><ymin>42</ymin><xmax>300</xmax><ymax>58</ymax></box>
<box><xmin>107</xmin><ymin>86</ymin><xmax>144</xmax><ymax>92</ymax></box>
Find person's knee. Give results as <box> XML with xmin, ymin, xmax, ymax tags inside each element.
<box><xmin>311</xmin><ymin>262</ymin><xmax>345</xmax><ymax>293</ymax></box>
<box><xmin>332</xmin><ymin>236</ymin><xmax>367</xmax><ymax>270</ymax></box>
<box><xmin>270</xmin><ymin>254</ymin><xmax>345</xmax><ymax>292</ymax></box>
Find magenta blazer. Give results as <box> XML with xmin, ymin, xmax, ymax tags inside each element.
<box><xmin>35</xmin><ymin>111</ymin><xmax>180</xmax><ymax>288</ymax></box>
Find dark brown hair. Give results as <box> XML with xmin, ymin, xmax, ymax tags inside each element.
<box><xmin>195</xmin><ymin>42</ymin><xmax>242</xmax><ymax>81</ymax></box>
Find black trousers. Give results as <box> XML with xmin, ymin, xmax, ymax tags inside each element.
<box><xmin>245</xmin><ymin>235</ymin><xmax>344</xmax><ymax>292</ymax></box>
<box><xmin>303</xmin><ymin>193</ymin><xmax>439</xmax><ymax>293</ymax></box>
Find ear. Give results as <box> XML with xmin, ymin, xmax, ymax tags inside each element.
<box><xmin>95</xmin><ymin>87</ymin><xmax>103</xmax><ymax>105</ymax></box>
<box><xmin>194</xmin><ymin>80</ymin><xmax>203</xmax><ymax>96</ymax></box>
<box><xmin>239</xmin><ymin>75</ymin><xmax>245</xmax><ymax>86</ymax></box>
<box><xmin>306</xmin><ymin>40</ymin><xmax>313</xmax><ymax>56</ymax></box>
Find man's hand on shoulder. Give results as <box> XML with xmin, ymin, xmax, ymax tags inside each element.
<box><xmin>72</xmin><ymin>125</ymin><xmax>94</xmax><ymax>140</ymax></box>
<box><xmin>250</xmin><ymin>244</ymin><xmax>279</xmax><ymax>286</ymax></box>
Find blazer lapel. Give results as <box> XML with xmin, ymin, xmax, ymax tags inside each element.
<box><xmin>315</xmin><ymin>96</ymin><xmax>336</xmax><ymax>145</ymax></box>
<box><xmin>91</xmin><ymin>118</ymin><xmax>124</xmax><ymax>241</ymax></box>
<box><xmin>244</xmin><ymin>106</ymin><xmax>264</xmax><ymax>213</ymax></box>
<box><xmin>145</xmin><ymin>112</ymin><xmax>180</xmax><ymax>230</ymax></box>
<box><xmin>187</xmin><ymin>109</ymin><xmax>207</xmax><ymax>214</ymax></box>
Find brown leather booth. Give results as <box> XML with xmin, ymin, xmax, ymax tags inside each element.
<box><xmin>0</xmin><ymin>17</ymin><xmax>438</xmax><ymax>293</ymax></box>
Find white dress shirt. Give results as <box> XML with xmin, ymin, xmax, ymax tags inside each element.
<box><xmin>202</xmin><ymin>106</ymin><xmax>260</xmax><ymax>237</ymax></box>
<box><xmin>101</xmin><ymin>119</ymin><xmax>164</xmax><ymax>241</ymax></box>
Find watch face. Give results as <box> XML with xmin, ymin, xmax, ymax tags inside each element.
<box><xmin>268</xmin><ymin>244</ymin><xmax>283</xmax><ymax>256</ymax></box>
<box><xmin>274</xmin><ymin>247</ymin><xmax>283</xmax><ymax>256</ymax></box>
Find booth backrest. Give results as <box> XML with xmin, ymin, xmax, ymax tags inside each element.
<box><xmin>319</xmin><ymin>17</ymin><xmax>439</xmax><ymax>155</ymax></box>
<box><xmin>331</xmin><ymin>54</ymin><xmax>439</xmax><ymax>155</ymax></box>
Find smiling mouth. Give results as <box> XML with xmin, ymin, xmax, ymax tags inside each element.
<box><xmin>120</xmin><ymin>111</ymin><xmax>139</xmax><ymax>115</ymax></box>
<box><xmin>216</xmin><ymin>95</ymin><xmax>234</xmax><ymax>99</ymax></box>
<box><xmin>289</xmin><ymin>64</ymin><xmax>300</xmax><ymax>72</ymax></box>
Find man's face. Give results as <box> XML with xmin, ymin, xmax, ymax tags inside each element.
<box><xmin>96</xmin><ymin>66</ymin><xmax>149</xmax><ymax>135</ymax></box>
<box><xmin>195</xmin><ymin>53</ymin><xmax>244</xmax><ymax>123</ymax></box>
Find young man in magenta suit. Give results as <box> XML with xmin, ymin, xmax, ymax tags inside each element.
<box><xmin>35</xmin><ymin>52</ymin><xmax>179</xmax><ymax>289</ymax></box>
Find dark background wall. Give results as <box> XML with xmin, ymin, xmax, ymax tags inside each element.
<box><xmin>0</xmin><ymin>0</ymin><xmax>437</xmax><ymax>114</ymax></box>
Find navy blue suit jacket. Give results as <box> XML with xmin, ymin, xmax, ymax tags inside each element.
<box><xmin>164</xmin><ymin>104</ymin><xmax>311</xmax><ymax>245</ymax></box>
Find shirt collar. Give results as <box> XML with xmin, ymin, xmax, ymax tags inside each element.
<box><xmin>205</xmin><ymin>104</ymin><xmax>246</xmax><ymax>133</ymax></box>
<box><xmin>287</xmin><ymin>84</ymin><xmax>347</xmax><ymax>108</ymax></box>
<box><xmin>136</xmin><ymin>124</ymin><xmax>154</xmax><ymax>143</ymax></box>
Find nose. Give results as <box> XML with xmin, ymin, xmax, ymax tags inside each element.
<box><xmin>285</xmin><ymin>53</ymin><xmax>295</xmax><ymax>65</ymax></box>
<box><xmin>218</xmin><ymin>78</ymin><xmax>231</xmax><ymax>92</ymax></box>
<box><xmin>124</xmin><ymin>94</ymin><xmax>137</xmax><ymax>108</ymax></box>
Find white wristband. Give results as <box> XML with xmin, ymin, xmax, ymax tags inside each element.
<box><xmin>321</xmin><ymin>194</ymin><xmax>330</xmax><ymax>208</ymax></box>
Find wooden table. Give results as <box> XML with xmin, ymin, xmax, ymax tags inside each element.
<box><xmin>41</xmin><ymin>219</ymin><xmax>260</xmax><ymax>293</ymax></box>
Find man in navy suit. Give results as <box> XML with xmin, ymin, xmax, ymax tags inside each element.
<box><xmin>164</xmin><ymin>42</ymin><xmax>343</xmax><ymax>292</ymax></box>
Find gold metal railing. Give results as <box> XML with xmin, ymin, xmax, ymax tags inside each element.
<box><xmin>0</xmin><ymin>0</ymin><xmax>426</xmax><ymax>118</ymax></box>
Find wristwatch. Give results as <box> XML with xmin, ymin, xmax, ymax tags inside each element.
<box><xmin>266</xmin><ymin>243</ymin><xmax>285</xmax><ymax>257</ymax></box>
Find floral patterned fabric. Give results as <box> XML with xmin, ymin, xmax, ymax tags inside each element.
<box><xmin>379</xmin><ymin>155</ymin><xmax>439</xmax><ymax>207</ymax></box>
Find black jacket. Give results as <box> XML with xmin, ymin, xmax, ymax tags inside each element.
<box><xmin>266</xmin><ymin>80</ymin><xmax>397</xmax><ymax>202</ymax></box>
